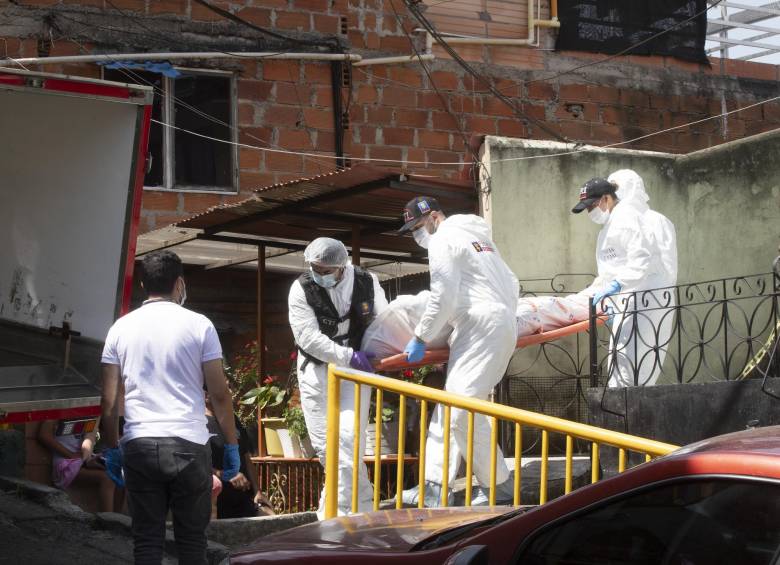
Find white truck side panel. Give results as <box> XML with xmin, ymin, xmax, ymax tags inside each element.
<box><xmin>0</xmin><ymin>87</ymin><xmax>138</xmax><ymax>341</ymax></box>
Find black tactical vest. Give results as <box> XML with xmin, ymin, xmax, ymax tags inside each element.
<box><xmin>297</xmin><ymin>266</ymin><xmax>375</xmax><ymax>367</ymax></box>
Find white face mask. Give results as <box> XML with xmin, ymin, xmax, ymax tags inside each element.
<box><xmin>311</xmin><ymin>267</ymin><xmax>340</xmax><ymax>288</ymax></box>
<box><xmin>588</xmin><ymin>203</ymin><xmax>610</xmax><ymax>225</ymax></box>
<box><xmin>413</xmin><ymin>226</ymin><xmax>431</xmax><ymax>249</ymax></box>
<box><xmin>177</xmin><ymin>279</ymin><xmax>187</xmax><ymax>306</ymax></box>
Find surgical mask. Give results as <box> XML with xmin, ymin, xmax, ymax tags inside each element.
<box><xmin>413</xmin><ymin>226</ymin><xmax>431</xmax><ymax>249</ymax></box>
<box><xmin>588</xmin><ymin>204</ymin><xmax>610</xmax><ymax>225</ymax></box>
<box><xmin>177</xmin><ymin>279</ymin><xmax>187</xmax><ymax>306</ymax></box>
<box><xmin>311</xmin><ymin>267</ymin><xmax>339</xmax><ymax>288</ymax></box>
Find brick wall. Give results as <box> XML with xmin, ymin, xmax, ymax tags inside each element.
<box><xmin>3</xmin><ymin>0</ymin><xmax>780</xmax><ymax>233</ymax></box>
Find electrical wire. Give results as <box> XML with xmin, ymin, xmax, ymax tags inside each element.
<box><xmin>143</xmin><ymin>91</ymin><xmax>780</xmax><ymax>167</ymax></box>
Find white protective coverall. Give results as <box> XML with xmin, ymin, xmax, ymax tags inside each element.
<box><xmin>577</xmin><ymin>170</ymin><xmax>677</xmax><ymax>387</ymax></box>
<box><xmin>288</xmin><ymin>263</ymin><xmax>388</xmax><ymax>516</ymax></box>
<box><xmin>416</xmin><ymin>214</ymin><xmax>519</xmax><ymax>488</ymax></box>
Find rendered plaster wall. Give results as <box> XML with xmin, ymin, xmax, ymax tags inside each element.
<box><xmin>482</xmin><ymin>131</ymin><xmax>780</xmax><ymax>287</ymax></box>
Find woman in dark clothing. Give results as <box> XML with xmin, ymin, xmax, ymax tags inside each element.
<box><xmin>205</xmin><ymin>392</ymin><xmax>274</xmax><ymax>518</ymax></box>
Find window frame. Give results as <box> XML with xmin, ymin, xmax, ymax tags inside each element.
<box><xmin>103</xmin><ymin>65</ymin><xmax>239</xmax><ymax>194</ymax></box>
<box><xmin>510</xmin><ymin>474</ymin><xmax>780</xmax><ymax>564</ymax></box>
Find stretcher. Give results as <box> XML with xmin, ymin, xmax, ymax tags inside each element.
<box><xmin>374</xmin><ymin>317</ymin><xmax>606</xmax><ymax>372</ymax></box>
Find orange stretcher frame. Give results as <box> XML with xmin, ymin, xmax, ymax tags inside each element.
<box><xmin>374</xmin><ymin>317</ymin><xmax>606</xmax><ymax>372</ymax></box>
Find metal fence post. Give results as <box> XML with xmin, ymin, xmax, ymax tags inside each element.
<box><xmin>324</xmin><ymin>364</ymin><xmax>341</xmax><ymax>519</ymax></box>
<box><xmin>589</xmin><ymin>300</ymin><xmax>599</xmax><ymax>387</ymax></box>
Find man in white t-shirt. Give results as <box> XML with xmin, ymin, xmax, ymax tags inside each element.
<box><xmin>100</xmin><ymin>251</ymin><xmax>239</xmax><ymax>565</ymax></box>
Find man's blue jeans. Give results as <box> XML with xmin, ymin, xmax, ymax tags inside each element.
<box><xmin>122</xmin><ymin>437</ymin><xmax>212</xmax><ymax>565</ymax></box>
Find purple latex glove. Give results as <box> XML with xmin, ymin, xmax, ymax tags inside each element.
<box><xmin>350</xmin><ymin>351</ymin><xmax>375</xmax><ymax>372</ymax></box>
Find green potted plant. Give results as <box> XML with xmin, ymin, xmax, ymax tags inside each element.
<box><xmin>283</xmin><ymin>406</ymin><xmax>314</xmax><ymax>458</ymax></box>
<box><xmin>241</xmin><ymin>375</ymin><xmax>288</xmax><ymax>456</ymax></box>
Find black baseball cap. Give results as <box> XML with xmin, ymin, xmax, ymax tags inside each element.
<box><xmin>571</xmin><ymin>177</ymin><xmax>617</xmax><ymax>213</ymax></box>
<box><xmin>399</xmin><ymin>196</ymin><xmax>441</xmax><ymax>233</ymax></box>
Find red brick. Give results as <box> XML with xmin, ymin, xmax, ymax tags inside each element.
<box><xmin>238</xmin><ymin>103</ymin><xmax>256</xmax><ymax>125</ymax></box>
<box><xmin>426</xmin><ymin>150</ymin><xmax>461</xmax><ymax>165</ymax></box>
<box><xmin>680</xmin><ymin>95</ymin><xmax>709</xmax><ymax>114</ymax></box>
<box><xmin>668</xmin><ymin>58</ymin><xmax>705</xmax><ymax>74</ymax></box>
<box><xmin>239</xmin><ymin>147</ymin><xmax>262</xmax><ymax>170</ymax></box>
<box><xmin>314</xmin><ymin>86</ymin><xmax>333</xmax><ymax>107</ymax></box>
<box><xmin>149</xmin><ymin>0</ymin><xmax>184</xmax><ymax>14</ymax></box>
<box><xmin>418</xmin><ymin>130</ymin><xmax>450</xmax><ymax>150</ymax></box>
<box><xmin>302</xmin><ymin>107</ymin><xmax>334</xmax><ymax>129</ymax></box>
<box><xmin>732</xmin><ymin>100</ymin><xmax>763</xmax><ymax>121</ymax></box>
<box><xmin>382</xmin><ymin>127</ymin><xmax>415</xmax><ymax>145</ymax></box>
<box><xmin>239</xmin><ymin>127</ymin><xmax>273</xmax><ymax>146</ymax></box>
<box><xmin>238</xmin><ymin>80</ymin><xmax>273</xmax><ymax>101</ymax></box>
<box><xmin>620</xmin><ymin>90</ymin><xmax>650</xmax><ymax>108</ymax></box>
<box><xmin>142</xmin><ymin>191</ymin><xmax>179</xmax><ymax>211</ymax></box>
<box><xmin>527</xmin><ymin>82</ymin><xmax>555</xmax><ymax>101</ymax></box>
<box><xmin>587</xmin><ymin>85</ymin><xmax>619</xmax><ymax>104</ymax></box>
<box><xmin>347</xmin><ymin>30</ymin><xmax>365</xmax><ymax>49</ymax></box>
<box><xmin>365</xmin><ymin>32</ymin><xmax>381</xmax><ymax>49</ymax></box>
<box><xmin>293</xmin><ymin>0</ymin><xmax>329</xmax><ymax>11</ymax></box>
<box><xmin>725</xmin><ymin>59</ymin><xmax>777</xmax><ymax>81</ymax></box>
<box><xmin>364</xmin><ymin>12</ymin><xmax>377</xmax><ymax>31</ymax></box>
<box><xmin>304</xmin><ymin>63</ymin><xmax>332</xmax><ymax>85</ymax></box>
<box><xmin>496</xmin><ymin>119</ymin><xmax>526</xmax><ymax>138</ymax></box>
<box><xmin>559</xmin><ymin>84</ymin><xmax>589</xmax><ymax>102</ymax></box>
<box><xmin>406</xmin><ymin>147</ymin><xmax>426</xmax><ymax>163</ymax></box>
<box><xmin>262</xmin><ymin>105</ymin><xmax>301</xmax><ymax>127</ymax></box>
<box><xmin>559</xmin><ymin>121</ymin><xmax>591</xmax><ymax>141</ymax></box>
<box><xmin>764</xmin><ymin>102</ymin><xmax>780</xmax><ymax>122</ymax></box>
<box><xmin>650</xmin><ymin>95</ymin><xmax>680</xmax><ymax>112</ymax></box>
<box><xmin>49</xmin><ymin>42</ymin><xmax>81</xmax><ymax>57</ymax></box>
<box><xmin>316</xmin><ymin>130</ymin><xmax>336</xmax><ymax>152</ymax></box>
<box><xmin>379</xmin><ymin>36</ymin><xmax>410</xmax><ymax>52</ymax></box>
<box><xmin>482</xmin><ymin>97</ymin><xmax>515</xmax><ymax>118</ymax></box>
<box><xmin>388</xmin><ymin>67</ymin><xmax>423</xmax><ymax>88</ymax></box>
<box><xmin>465</xmin><ymin>116</ymin><xmax>496</xmax><ymax>134</ymax></box>
<box><xmin>430</xmin><ymin>71</ymin><xmax>459</xmax><ymax>91</ymax></box>
<box><xmin>61</xmin><ymin>64</ymin><xmax>101</xmax><ymax>78</ymax></box>
<box><xmin>276</xmin><ymin>11</ymin><xmax>310</xmax><ymax>31</ymax></box>
<box><xmin>368</xmin><ymin>145</ymin><xmax>403</xmax><ymax>162</ymax></box>
<box><xmin>590</xmin><ymin>123</ymin><xmax>623</xmax><ymax>143</ymax></box>
<box><xmin>236</xmin><ymin>7</ymin><xmax>272</xmax><ymax>27</ymax></box>
<box><xmin>263</xmin><ymin>60</ymin><xmax>300</xmax><ymax>82</ymax></box>
<box><xmin>381</xmin><ymin>86</ymin><xmax>417</xmax><ymax>108</ymax></box>
<box><xmin>313</xmin><ymin>14</ymin><xmax>340</xmax><ymax>33</ymax></box>
<box><xmin>601</xmin><ymin>105</ymin><xmax>626</xmax><ymax>125</ymax></box>
<box><xmin>358</xmin><ymin>126</ymin><xmax>378</xmax><ymax>144</ymax></box>
<box><xmin>522</xmin><ymin>104</ymin><xmax>546</xmax><ymax>121</ymax></box>
<box><xmin>265</xmin><ymin>151</ymin><xmax>304</xmax><ymax>172</ymax></box>
<box><xmin>396</xmin><ymin>109</ymin><xmax>428</xmax><ymax>128</ymax></box>
<box><xmin>417</xmin><ymin>91</ymin><xmax>443</xmax><ymax>108</ymax></box>
<box><xmin>191</xmin><ymin>2</ymin><xmax>225</xmax><ymax>21</ymax></box>
<box><xmin>355</xmin><ymin>85</ymin><xmax>378</xmax><ymax>104</ymax></box>
<box><xmin>105</xmin><ymin>0</ymin><xmax>146</xmax><ymax>10</ymax></box>
<box><xmin>277</xmin><ymin>129</ymin><xmax>313</xmax><ymax>150</ymax></box>
<box><xmin>367</xmin><ymin>107</ymin><xmax>394</xmax><ymax>125</ymax></box>
<box><xmin>275</xmin><ymin>82</ymin><xmax>312</xmax><ymax>105</ymax></box>
<box><xmin>182</xmin><ymin>193</ymin><xmax>223</xmax><ymax>211</ymax></box>
<box><xmin>240</xmin><ymin>171</ymin><xmax>276</xmax><ymax>191</ymax></box>
<box><xmin>431</xmin><ymin>111</ymin><xmax>460</xmax><ymax>131</ymax></box>
<box><xmin>627</xmin><ymin>55</ymin><xmax>665</xmax><ymax>68</ymax></box>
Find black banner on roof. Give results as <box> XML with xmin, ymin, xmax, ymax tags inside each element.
<box><xmin>555</xmin><ymin>0</ymin><xmax>709</xmax><ymax>64</ymax></box>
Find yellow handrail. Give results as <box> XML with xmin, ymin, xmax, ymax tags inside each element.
<box><xmin>324</xmin><ymin>364</ymin><xmax>678</xmax><ymax>519</ymax></box>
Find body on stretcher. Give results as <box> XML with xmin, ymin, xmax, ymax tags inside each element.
<box><xmin>361</xmin><ymin>292</ymin><xmax>606</xmax><ymax>373</ymax></box>
<box><xmin>374</xmin><ymin>317</ymin><xmax>606</xmax><ymax>372</ymax></box>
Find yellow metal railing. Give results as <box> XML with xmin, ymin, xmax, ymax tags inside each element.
<box><xmin>324</xmin><ymin>365</ymin><xmax>679</xmax><ymax>519</ymax></box>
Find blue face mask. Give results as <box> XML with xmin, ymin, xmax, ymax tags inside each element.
<box><xmin>311</xmin><ymin>267</ymin><xmax>340</xmax><ymax>288</ymax></box>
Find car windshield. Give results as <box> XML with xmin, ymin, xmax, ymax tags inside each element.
<box><xmin>412</xmin><ymin>507</ymin><xmax>530</xmax><ymax>551</ymax></box>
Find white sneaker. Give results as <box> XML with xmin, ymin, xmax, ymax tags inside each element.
<box><xmin>401</xmin><ymin>481</ymin><xmax>454</xmax><ymax>507</ymax></box>
<box><xmin>470</xmin><ymin>472</ymin><xmax>515</xmax><ymax>506</ymax></box>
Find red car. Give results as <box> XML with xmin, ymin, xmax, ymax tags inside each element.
<box><xmin>233</xmin><ymin>426</ymin><xmax>780</xmax><ymax>565</ymax></box>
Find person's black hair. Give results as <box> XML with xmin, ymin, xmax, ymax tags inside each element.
<box><xmin>141</xmin><ymin>250</ymin><xmax>183</xmax><ymax>295</ymax></box>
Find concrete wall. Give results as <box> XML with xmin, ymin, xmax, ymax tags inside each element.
<box><xmin>482</xmin><ymin>130</ymin><xmax>780</xmax><ymax>286</ymax></box>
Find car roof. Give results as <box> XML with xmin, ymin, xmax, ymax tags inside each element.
<box><xmin>669</xmin><ymin>425</ymin><xmax>780</xmax><ymax>458</ymax></box>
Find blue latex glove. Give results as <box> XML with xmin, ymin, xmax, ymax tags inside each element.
<box><xmin>404</xmin><ymin>337</ymin><xmax>427</xmax><ymax>363</ymax></box>
<box><xmin>350</xmin><ymin>351</ymin><xmax>375</xmax><ymax>372</ymax></box>
<box><xmin>592</xmin><ymin>280</ymin><xmax>622</xmax><ymax>307</ymax></box>
<box><xmin>223</xmin><ymin>443</ymin><xmax>240</xmax><ymax>482</ymax></box>
<box><xmin>103</xmin><ymin>447</ymin><xmax>125</xmax><ymax>488</ymax></box>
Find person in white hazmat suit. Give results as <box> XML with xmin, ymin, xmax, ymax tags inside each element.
<box><xmin>571</xmin><ymin>174</ymin><xmax>677</xmax><ymax>387</ymax></box>
<box><xmin>287</xmin><ymin>237</ymin><xmax>388</xmax><ymax>517</ymax></box>
<box><xmin>397</xmin><ymin>196</ymin><xmax>519</xmax><ymax>507</ymax></box>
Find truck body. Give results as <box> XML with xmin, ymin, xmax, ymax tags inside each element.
<box><xmin>0</xmin><ymin>68</ymin><xmax>152</xmax><ymax>423</ymax></box>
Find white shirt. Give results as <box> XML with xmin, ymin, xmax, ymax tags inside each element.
<box><xmin>101</xmin><ymin>300</ymin><xmax>222</xmax><ymax>445</ymax></box>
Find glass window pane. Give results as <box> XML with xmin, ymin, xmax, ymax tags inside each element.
<box><xmin>173</xmin><ymin>74</ymin><xmax>233</xmax><ymax>190</ymax></box>
<box><xmin>102</xmin><ymin>69</ymin><xmax>164</xmax><ymax>188</ymax></box>
<box><xmin>518</xmin><ymin>480</ymin><xmax>780</xmax><ymax>565</ymax></box>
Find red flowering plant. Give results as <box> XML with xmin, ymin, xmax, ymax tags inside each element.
<box><xmin>399</xmin><ymin>364</ymin><xmax>438</xmax><ymax>385</ymax></box>
<box><xmin>225</xmin><ymin>341</ymin><xmax>298</xmax><ymax>427</ymax></box>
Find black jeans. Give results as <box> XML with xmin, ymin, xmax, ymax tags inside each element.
<box><xmin>122</xmin><ymin>437</ymin><xmax>212</xmax><ymax>565</ymax></box>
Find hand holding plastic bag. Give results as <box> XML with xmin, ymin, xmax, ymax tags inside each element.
<box><xmin>591</xmin><ymin>280</ymin><xmax>621</xmax><ymax>307</ymax></box>
<box><xmin>349</xmin><ymin>351</ymin><xmax>375</xmax><ymax>372</ymax></box>
<box><xmin>404</xmin><ymin>337</ymin><xmax>426</xmax><ymax>363</ymax></box>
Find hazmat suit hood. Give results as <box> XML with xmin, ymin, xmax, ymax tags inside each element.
<box><xmin>608</xmin><ymin>169</ymin><xmax>649</xmax><ymax>214</ymax></box>
<box><xmin>437</xmin><ymin>213</ymin><xmax>493</xmax><ymax>241</ymax></box>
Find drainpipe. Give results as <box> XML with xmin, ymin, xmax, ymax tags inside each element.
<box><xmin>331</xmin><ymin>60</ymin><xmax>346</xmax><ymax>169</ymax></box>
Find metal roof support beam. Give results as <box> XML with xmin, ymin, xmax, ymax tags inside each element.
<box><xmin>204</xmin><ymin>178</ymin><xmax>396</xmax><ymax>235</ymax></box>
<box><xmin>135</xmin><ymin>231</ymin><xmax>201</xmax><ymax>257</ymax></box>
<box><xmin>388</xmin><ymin>180</ymin><xmax>477</xmax><ymax>204</ymax></box>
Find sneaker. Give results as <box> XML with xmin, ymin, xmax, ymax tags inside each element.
<box><xmin>470</xmin><ymin>472</ymin><xmax>515</xmax><ymax>506</ymax></box>
<box><xmin>401</xmin><ymin>481</ymin><xmax>454</xmax><ymax>508</ymax></box>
